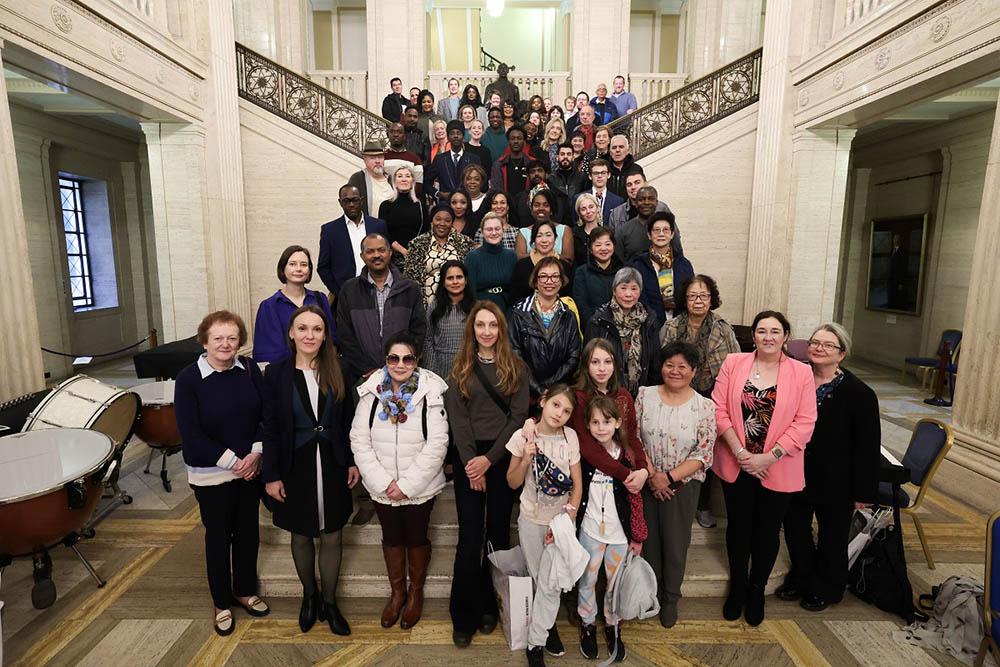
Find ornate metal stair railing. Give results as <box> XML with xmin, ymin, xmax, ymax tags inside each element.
<box><xmin>236</xmin><ymin>42</ymin><xmax>388</xmax><ymax>158</ymax></box>
<box><xmin>606</xmin><ymin>48</ymin><xmax>762</xmax><ymax>160</ymax></box>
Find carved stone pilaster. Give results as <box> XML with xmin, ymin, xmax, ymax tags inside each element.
<box><xmin>950</xmin><ymin>103</ymin><xmax>1000</xmax><ymax>482</ymax></box>
<box><xmin>0</xmin><ymin>43</ymin><xmax>46</xmax><ymax>400</ymax></box>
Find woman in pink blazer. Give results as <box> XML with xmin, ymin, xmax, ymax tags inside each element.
<box><xmin>710</xmin><ymin>311</ymin><xmax>816</xmax><ymax>627</ymax></box>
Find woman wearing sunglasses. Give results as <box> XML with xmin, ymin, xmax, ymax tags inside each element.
<box><xmin>350</xmin><ymin>331</ymin><xmax>449</xmax><ymax>631</ymax></box>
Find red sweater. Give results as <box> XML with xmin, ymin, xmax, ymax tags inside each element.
<box><xmin>571</xmin><ymin>387</ymin><xmax>648</xmax><ymax>483</ymax></box>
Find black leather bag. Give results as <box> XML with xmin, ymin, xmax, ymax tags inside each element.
<box><xmin>848</xmin><ymin>518</ymin><xmax>925</xmax><ymax>623</ymax></box>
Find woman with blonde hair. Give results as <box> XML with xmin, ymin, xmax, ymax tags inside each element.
<box><xmin>446</xmin><ymin>301</ymin><xmax>530</xmax><ymax>647</ymax></box>
<box><xmin>540</xmin><ymin>118</ymin><xmax>567</xmax><ymax>173</ymax></box>
<box><xmin>429</xmin><ymin>119</ymin><xmax>449</xmax><ymax>163</ymax></box>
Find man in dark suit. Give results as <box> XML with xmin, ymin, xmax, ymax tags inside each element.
<box><xmin>317</xmin><ymin>184</ymin><xmax>388</xmax><ymax>301</ymax></box>
<box><xmin>572</xmin><ymin>158</ymin><xmax>624</xmax><ymax>226</ymax></box>
<box><xmin>424</xmin><ymin>120</ymin><xmax>482</xmax><ymax>203</ymax></box>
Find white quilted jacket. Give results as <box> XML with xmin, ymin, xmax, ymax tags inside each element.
<box><xmin>350</xmin><ymin>368</ymin><xmax>449</xmax><ymax>504</ymax></box>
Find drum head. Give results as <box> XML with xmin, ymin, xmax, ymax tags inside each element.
<box><xmin>90</xmin><ymin>392</ymin><xmax>141</xmax><ymax>446</ymax></box>
<box><xmin>132</xmin><ymin>381</ymin><xmax>175</xmax><ymax>406</ymax></box>
<box><xmin>0</xmin><ymin>429</ymin><xmax>114</xmax><ymax>504</ymax></box>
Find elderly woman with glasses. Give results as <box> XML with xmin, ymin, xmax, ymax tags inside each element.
<box><xmin>775</xmin><ymin>323</ymin><xmax>880</xmax><ymax>613</ymax></box>
<box><xmin>659</xmin><ymin>274</ymin><xmax>740</xmax><ymax>529</ymax></box>
<box><xmin>351</xmin><ymin>331</ymin><xmax>449</xmax><ymax>630</ymax></box>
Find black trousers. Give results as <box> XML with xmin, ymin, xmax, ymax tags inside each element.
<box><xmin>373</xmin><ymin>498</ymin><xmax>436</xmax><ymax>547</ymax></box>
<box><xmin>192</xmin><ymin>479</ymin><xmax>261</xmax><ymax>610</ymax></box>
<box><xmin>782</xmin><ymin>492</ymin><xmax>854</xmax><ymax>602</ymax></box>
<box><xmin>721</xmin><ymin>471</ymin><xmax>792</xmax><ymax>588</ymax></box>
<box><xmin>449</xmin><ymin>441</ymin><xmax>515</xmax><ymax>633</ymax></box>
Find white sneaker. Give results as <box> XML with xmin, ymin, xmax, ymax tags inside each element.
<box><xmin>696</xmin><ymin>509</ymin><xmax>717</xmax><ymax>528</ymax></box>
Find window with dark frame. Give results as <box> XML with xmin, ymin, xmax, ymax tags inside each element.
<box><xmin>59</xmin><ymin>177</ymin><xmax>95</xmax><ymax>310</ymax></box>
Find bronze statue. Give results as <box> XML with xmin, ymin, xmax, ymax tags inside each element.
<box><xmin>484</xmin><ymin>63</ymin><xmax>520</xmax><ymax>105</ymax></box>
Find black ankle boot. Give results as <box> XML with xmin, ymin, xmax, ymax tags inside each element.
<box><xmin>744</xmin><ymin>584</ymin><xmax>765</xmax><ymax>626</ymax></box>
<box><xmin>723</xmin><ymin>579</ymin><xmax>746</xmax><ymax>621</ymax></box>
<box><xmin>299</xmin><ymin>592</ymin><xmax>321</xmax><ymax>632</ymax></box>
<box><xmin>324</xmin><ymin>600</ymin><xmax>351</xmax><ymax>635</ymax></box>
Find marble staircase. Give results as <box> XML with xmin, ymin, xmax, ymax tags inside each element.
<box><xmin>257</xmin><ymin>483</ymin><xmax>790</xmax><ymax>598</ymax></box>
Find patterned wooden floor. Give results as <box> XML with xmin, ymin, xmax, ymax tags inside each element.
<box><xmin>1</xmin><ymin>359</ymin><xmax>996</xmax><ymax>666</ymax></box>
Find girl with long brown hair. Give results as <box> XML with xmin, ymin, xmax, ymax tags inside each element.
<box><xmin>262</xmin><ymin>305</ymin><xmax>359</xmax><ymax>636</ymax></box>
<box><xmin>444</xmin><ymin>301</ymin><xmax>529</xmax><ymax>647</ymax></box>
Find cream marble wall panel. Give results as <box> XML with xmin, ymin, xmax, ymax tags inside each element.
<box><xmin>12</xmin><ymin>130</ymin><xmax>72</xmax><ymax>380</ymax></box>
<box><xmin>793</xmin><ymin>0</ymin><xmax>1000</xmax><ymax>129</ymax></box>
<box><xmin>785</xmin><ymin>129</ymin><xmax>855</xmax><ymax>337</ymax></box>
<box><xmin>841</xmin><ymin>111</ymin><xmax>991</xmax><ymax>367</ymax></box>
<box><xmin>76</xmin><ymin>0</ymin><xmax>204</xmax><ymax>66</ymax></box>
<box><xmin>238</xmin><ymin>100</ymin><xmax>356</xmax><ymax>325</ymax></box>
<box><xmin>570</xmin><ymin>0</ymin><xmax>631</xmax><ymax>94</ymax></box>
<box><xmin>141</xmin><ymin>122</ymin><xmax>210</xmax><ymax>342</ymax></box>
<box><xmin>365</xmin><ymin>0</ymin><xmax>425</xmax><ymax>115</ymax></box>
<box><xmin>0</xmin><ymin>0</ymin><xmax>205</xmax><ymax>123</ymax></box>
<box><xmin>638</xmin><ymin>106</ymin><xmax>759</xmax><ymax>325</ymax></box>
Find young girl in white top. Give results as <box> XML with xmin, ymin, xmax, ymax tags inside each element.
<box><xmin>506</xmin><ymin>384</ymin><xmax>583</xmax><ymax>667</ymax></box>
<box><xmin>575</xmin><ymin>395</ymin><xmax>647</xmax><ymax>662</ymax></box>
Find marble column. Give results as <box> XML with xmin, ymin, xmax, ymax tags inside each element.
<box><xmin>784</xmin><ymin>128</ymin><xmax>856</xmax><ymax>335</ymax></box>
<box><xmin>683</xmin><ymin>0</ymin><xmax>763</xmax><ymax>79</ymax></box>
<box><xmin>366</xmin><ymin>0</ymin><xmax>425</xmax><ymax>113</ymax></box>
<box><xmin>141</xmin><ymin>122</ymin><xmax>211</xmax><ymax>343</ymax></box>
<box><xmin>743</xmin><ymin>0</ymin><xmax>804</xmax><ymax>321</ymax></box>
<box><xmin>275</xmin><ymin>0</ymin><xmax>314</xmax><ymax>73</ymax></box>
<box><xmin>204</xmin><ymin>0</ymin><xmax>252</xmax><ymax>326</ymax></box>
<box><xmin>570</xmin><ymin>0</ymin><xmax>630</xmax><ymax>96</ymax></box>
<box><xmin>949</xmin><ymin>104</ymin><xmax>1000</xmax><ymax>482</ymax></box>
<box><xmin>0</xmin><ymin>40</ymin><xmax>46</xmax><ymax>401</ymax></box>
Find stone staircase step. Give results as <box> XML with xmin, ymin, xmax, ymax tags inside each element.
<box><xmin>257</xmin><ymin>539</ymin><xmax>789</xmax><ymax>599</ymax></box>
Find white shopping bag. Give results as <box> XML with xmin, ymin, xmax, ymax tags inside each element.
<box><xmin>847</xmin><ymin>507</ymin><xmax>892</xmax><ymax>570</ymax></box>
<box><xmin>487</xmin><ymin>544</ymin><xmax>534</xmax><ymax>651</ymax></box>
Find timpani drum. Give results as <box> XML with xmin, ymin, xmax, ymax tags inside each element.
<box><xmin>132</xmin><ymin>381</ymin><xmax>183</xmax><ymax>492</ymax></box>
<box><xmin>24</xmin><ymin>375</ymin><xmax>141</xmax><ymax>448</ymax></box>
<box><xmin>0</xmin><ymin>428</ymin><xmax>116</xmax><ymax>608</ymax></box>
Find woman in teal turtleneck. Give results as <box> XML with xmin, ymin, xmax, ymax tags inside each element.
<box><xmin>464</xmin><ymin>213</ymin><xmax>517</xmax><ymax>317</ymax></box>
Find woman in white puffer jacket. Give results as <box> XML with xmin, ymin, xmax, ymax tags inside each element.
<box><xmin>350</xmin><ymin>331</ymin><xmax>449</xmax><ymax>632</ymax></box>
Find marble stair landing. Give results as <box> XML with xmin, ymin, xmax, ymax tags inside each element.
<box><xmin>256</xmin><ymin>484</ymin><xmax>790</xmax><ymax>598</ymax></box>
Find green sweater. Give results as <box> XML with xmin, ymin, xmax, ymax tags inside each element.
<box><xmin>465</xmin><ymin>241</ymin><xmax>518</xmax><ymax>317</ymax></box>
<box><xmin>481</xmin><ymin>127</ymin><xmax>509</xmax><ymax>164</ymax></box>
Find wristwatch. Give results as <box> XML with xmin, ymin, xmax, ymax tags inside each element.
<box><xmin>771</xmin><ymin>447</ymin><xmax>785</xmax><ymax>460</ymax></box>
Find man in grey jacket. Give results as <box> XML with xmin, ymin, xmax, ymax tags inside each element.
<box><xmin>614</xmin><ymin>185</ymin><xmax>684</xmax><ymax>264</ymax></box>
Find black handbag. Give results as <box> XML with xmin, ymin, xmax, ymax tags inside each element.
<box><xmin>848</xmin><ymin>511</ymin><xmax>926</xmax><ymax>623</ymax></box>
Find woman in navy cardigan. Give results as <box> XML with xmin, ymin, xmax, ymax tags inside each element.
<box><xmin>634</xmin><ymin>212</ymin><xmax>694</xmax><ymax>328</ymax></box>
<box><xmin>174</xmin><ymin>310</ymin><xmax>270</xmax><ymax>637</ymax></box>
<box><xmin>253</xmin><ymin>245</ymin><xmax>336</xmax><ymax>363</ymax></box>
<box><xmin>262</xmin><ymin>305</ymin><xmax>359</xmax><ymax>636</ymax></box>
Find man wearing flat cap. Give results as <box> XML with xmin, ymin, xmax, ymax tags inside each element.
<box><xmin>424</xmin><ymin>119</ymin><xmax>483</xmax><ymax>203</ymax></box>
<box><xmin>347</xmin><ymin>140</ymin><xmax>394</xmax><ymax>216</ymax></box>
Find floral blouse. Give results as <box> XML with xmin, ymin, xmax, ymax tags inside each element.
<box><xmin>635</xmin><ymin>386</ymin><xmax>716</xmax><ymax>483</ymax></box>
<box><xmin>741</xmin><ymin>379</ymin><xmax>776</xmax><ymax>454</ymax></box>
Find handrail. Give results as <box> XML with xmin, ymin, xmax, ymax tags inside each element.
<box><xmin>236</xmin><ymin>42</ymin><xmax>388</xmax><ymax>158</ymax></box>
<box><xmin>480</xmin><ymin>47</ymin><xmax>512</xmax><ymax>72</ymax></box>
<box><xmin>606</xmin><ymin>48</ymin><xmax>763</xmax><ymax>160</ymax></box>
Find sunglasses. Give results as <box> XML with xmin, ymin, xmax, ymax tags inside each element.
<box><xmin>386</xmin><ymin>354</ymin><xmax>417</xmax><ymax>367</ymax></box>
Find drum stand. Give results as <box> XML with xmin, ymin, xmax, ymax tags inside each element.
<box><xmin>84</xmin><ymin>452</ymin><xmax>133</xmax><ymax>533</ymax></box>
<box><xmin>1</xmin><ymin>536</ymin><xmax>106</xmax><ymax>610</ymax></box>
<box><xmin>143</xmin><ymin>444</ymin><xmax>182</xmax><ymax>493</ymax></box>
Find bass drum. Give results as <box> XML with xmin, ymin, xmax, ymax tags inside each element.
<box><xmin>0</xmin><ymin>428</ymin><xmax>115</xmax><ymax>556</ymax></box>
<box><xmin>24</xmin><ymin>375</ymin><xmax>140</xmax><ymax>448</ymax></box>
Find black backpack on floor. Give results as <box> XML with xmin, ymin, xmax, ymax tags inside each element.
<box><xmin>848</xmin><ymin>513</ymin><xmax>926</xmax><ymax>624</ymax></box>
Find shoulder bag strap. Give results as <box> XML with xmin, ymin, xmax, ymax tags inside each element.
<box><xmin>473</xmin><ymin>363</ymin><xmax>511</xmax><ymax>417</ymax></box>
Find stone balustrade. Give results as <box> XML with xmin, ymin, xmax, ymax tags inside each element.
<box><xmin>426</xmin><ymin>71</ymin><xmax>571</xmax><ymax>102</ymax></box>
<box><xmin>307</xmin><ymin>70</ymin><xmax>369</xmax><ymax>107</ymax></box>
<box><xmin>630</xmin><ymin>73</ymin><xmax>689</xmax><ymax>107</ymax></box>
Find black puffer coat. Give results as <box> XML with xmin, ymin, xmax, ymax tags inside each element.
<box><xmin>508</xmin><ymin>296</ymin><xmax>582</xmax><ymax>398</ymax></box>
<box><xmin>584</xmin><ymin>301</ymin><xmax>661</xmax><ymax>395</ymax></box>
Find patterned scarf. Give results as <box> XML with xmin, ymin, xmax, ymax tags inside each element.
<box><xmin>649</xmin><ymin>246</ymin><xmax>675</xmax><ymax>311</ymax></box>
<box><xmin>376</xmin><ymin>367</ymin><xmax>420</xmax><ymax>424</ymax></box>
<box><xmin>609</xmin><ymin>299</ymin><xmax>647</xmax><ymax>394</ymax></box>
<box><xmin>649</xmin><ymin>246</ymin><xmax>673</xmax><ymax>269</ymax></box>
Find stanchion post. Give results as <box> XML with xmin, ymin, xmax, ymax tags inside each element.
<box><xmin>924</xmin><ymin>341</ymin><xmax>952</xmax><ymax>407</ymax></box>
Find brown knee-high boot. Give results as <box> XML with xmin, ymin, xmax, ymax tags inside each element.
<box><xmin>399</xmin><ymin>544</ymin><xmax>431</xmax><ymax>629</ymax></box>
<box><xmin>381</xmin><ymin>545</ymin><xmax>407</xmax><ymax>628</ymax></box>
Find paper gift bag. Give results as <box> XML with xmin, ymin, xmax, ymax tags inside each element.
<box><xmin>488</xmin><ymin>544</ymin><xmax>534</xmax><ymax>651</ymax></box>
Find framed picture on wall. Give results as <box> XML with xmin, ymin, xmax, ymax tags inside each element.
<box><xmin>865</xmin><ymin>214</ymin><xmax>929</xmax><ymax>316</ymax></box>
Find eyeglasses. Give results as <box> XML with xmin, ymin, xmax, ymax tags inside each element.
<box><xmin>536</xmin><ymin>274</ymin><xmax>562</xmax><ymax>283</ymax></box>
<box><xmin>808</xmin><ymin>340</ymin><xmax>842</xmax><ymax>352</ymax></box>
<box><xmin>386</xmin><ymin>354</ymin><xmax>417</xmax><ymax>367</ymax></box>
<box><xmin>687</xmin><ymin>293</ymin><xmax>711</xmax><ymax>302</ymax></box>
